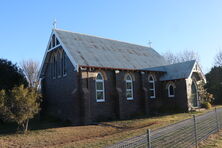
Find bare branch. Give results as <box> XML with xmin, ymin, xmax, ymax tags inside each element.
<box><xmin>214</xmin><ymin>50</ymin><xmax>222</xmax><ymax>67</ymax></box>
<box><xmin>162</xmin><ymin>50</ymin><xmax>200</xmax><ymax>65</ymax></box>
<box><xmin>20</xmin><ymin>59</ymin><xmax>39</xmax><ymax>88</ymax></box>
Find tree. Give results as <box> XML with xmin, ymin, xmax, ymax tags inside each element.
<box><xmin>214</xmin><ymin>50</ymin><xmax>222</xmax><ymax>67</ymax></box>
<box><xmin>20</xmin><ymin>59</ymin><xmax>39</xmax><ymax>88</ymax></box>
<box><xmin>205</xmin><ymin>66</ymin><xmax>222</xmax><ymax>104</ymax></box>
<box><xmin>162</xmin><ymin>51</ymin><xmax>179</xmax><ymax>64</ymax></box>
<box><xmin>0</xmin><ymin>58</ymin><xmax>27</xmax><ymax>90</ymax></box>
<box><xmin>0</xmin><ymin>85</ymin><xmax>41</xmax><ymax>132</ymax></box>
<box><xmin>162</xmin><ymin>50</ymin><xmax>200</xmax><ymax>64</ymax></box>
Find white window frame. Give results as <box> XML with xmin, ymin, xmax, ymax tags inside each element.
<box><xmin>126</xmin><ymin>74</ymin><xmax>134</xmax><ymax>100</ymax></box>
<box><xmin>148</xmin><ymin>75</ymin><xmax>156</xmax><ymax>99</ymax></box>
<box><xmin>96</xmin><ymin>72</ymin><xmax>105</xmax><ymax>102</ymax></box>
<box><xmin>168</xmin><ymin>84</ymin><xmax>175</xmax><ymax>98</ymax></box>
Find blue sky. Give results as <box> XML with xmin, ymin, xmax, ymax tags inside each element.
<box><xmin>0</xmin><ymin>0</ymin><xmax>222</xmax><ymax>73</ymax></box>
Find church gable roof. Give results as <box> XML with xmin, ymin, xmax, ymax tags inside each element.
<box><xmin>54</xmin><ymin>29</ymin><xmax>167</xmax><ymax>70</ymax></box>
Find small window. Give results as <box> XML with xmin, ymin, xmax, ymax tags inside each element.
<box><xmin>52</xmin><ymin>34</ymin><xmax>56</xmax><ymax>47</ymax></box>
<box><xmin>56</xmin><ymin>38</ymin><xmax>60</xmax><ymax>45</ymax></box>
<box><xmin>96</xmin><ymin>73</ymin><xmax>105</xmax><ymax>102</ymax></box>
<box><xmin>148</xmin><ymin>75</ymin><xmax>156</xmax><ymax>98</ymax></box>
<box><xmin>62</xmin><ymin>52</ymin><xmax>67</xmax><ymax>76</ymax></box>
<box><xmin>57</xmin><ymin>52</ymin><xmax>61</xmax><ymax>78</ymax></box>
<box><xmin>168</xmin><ymin>84</ymin><xmax>175</xmax><ymax>97</ymax></box>
<box><xmin>50</xmin><ymin>56</ymin><xmax>54</xmax><ymax>78</ymax></box>
<box><xmin>49</xmin><ymin>34</ymin><xmax>60</xmax><ymax>50</ymax></box>
<box><xmin>53</xmin><ymin>55</ymin><xmax>56</xmax><ymax>79</ymax></box>
<box><xmin>126</xmin><ymin>74</ymin><xmax>133</xmax><ymax>100</ymax></box>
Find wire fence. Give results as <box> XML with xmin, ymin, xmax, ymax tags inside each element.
<box><xmin>107</xmin><ymin>108</ymin><xmax>222</xmax><ymax>148</ymax></box>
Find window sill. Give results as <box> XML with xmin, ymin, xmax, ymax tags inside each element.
<box><xmin>96</xmin><ymin>99</ymin><xmax>105</xmax><ymax>103</ymax></box>
<box><xmin>168</xmin><ymin>95</ymin><xmax>175</xmax><ymax>98</ymax></box>
<box><xmin>127</xmin><ymin>98</ymin><xmax>134</xmax><ymax>100</ymax></box>
<box><xmin>150</xmin><ymin>96</ymin><xmax>156</xmax><ymax>99</ymax></box>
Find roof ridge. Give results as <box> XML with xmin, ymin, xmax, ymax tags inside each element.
<box><xmin>144</xmin><ymin>60</ymin><xmax>196</xmax><ymax>70</ymax></box>
<box><xmin>54</xmin><ymin>28</ymin><xmax>155</xmax><ymax>51</ymax></box>
<box><xmin>163</xmin><ymin>60</ymin><xmax>196</xmax><ymax>67</ymax></box>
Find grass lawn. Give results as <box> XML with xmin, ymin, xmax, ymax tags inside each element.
<box><xmin>0</xmin><ymin>107</ymin><xmax>221</xmax><ymax>148</ymax></box>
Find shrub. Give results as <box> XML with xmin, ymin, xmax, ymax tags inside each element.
<box><xmin>201</xmin><ymin>102</ymin><xmax>212</xmax><ymax>109</ymax></box>
<box><xmin>0</xmin><ymin>85</ymin><xmax>41</xmax><ymax>133</ymax></box>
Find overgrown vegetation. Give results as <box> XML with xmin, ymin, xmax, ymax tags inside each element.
<box><xmin>0</xmin><ymin>85</ymin><xmax>41</xmax><ymax>133</ymax></box>
<box><xmin>201</xmin><ymin>102</ymin><xmax>212</xmax><ymax>109</ymax></box>
<box><xmin>198</xmin><ymin>80</ymin><xmax>214</xmax><ymax>109</ymax></box>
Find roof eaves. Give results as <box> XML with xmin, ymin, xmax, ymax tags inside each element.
<box><xmin>38</xmin><ymin>30</ymin><xmax>55</xmax><ymax>79</ymax></box>
<box><xmin>79</xmin><ymin>65</ymin><xmax>166</xmax><ymax>72</ymax></box>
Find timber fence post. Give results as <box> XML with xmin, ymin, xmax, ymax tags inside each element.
<box><xmin>147</xmin><ymin>129</ymin><xmax>151</xmax><ymax>148</ymax></box>
<box><xmin>193</xmin><ymin>115</ymin><xmax>198</xmax><ymax>148</ymax></box>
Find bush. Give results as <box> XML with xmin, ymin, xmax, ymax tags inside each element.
<box><xmin>0</xmin><ymin>85</ymin><xmax>41</xmax><ymax>132</ymax></box>
<box><xmin>201</xmin><ymin>102</ymin><xmax>212</xmax><ymax>109</ymax></box>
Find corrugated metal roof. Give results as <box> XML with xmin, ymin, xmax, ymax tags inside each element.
<box><xmin>54</xmin><ymin>29</ymin><xmax>168</xmax><ymax>70</ymax></box>
<box><xmin>144</xmin><ymin>60</ymin><xmax>196</xmax><ymax>81</ymax></box>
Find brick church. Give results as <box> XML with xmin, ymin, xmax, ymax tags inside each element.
<box><xmin>38</xmin><ymin>29</ymin><xmax>205</xmax><ymax>125</ymax></box>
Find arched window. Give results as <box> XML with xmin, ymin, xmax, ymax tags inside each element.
<box><xmin>51</xmin><ymin>55</ymin><xmax>54</xmax><ymax>78</ymax></box>
<box><xmin>168</xmin><ymin>84</ymin><xmax>175</xmax><ymax>97</ymax></box>
<box><xmin>126</xmin><ymin>74</ymin><xmax>133</xmax><ymax>100</ymax></box>
<box><xmin>53</xmin><ymin>55</ymin><xmax>56</xmax><ymax>79</ymax></box>
<box><xmin>52</xmin><ymin>34</ymin><xmax>56</xmax><ymax>48</ymax></box>
<box><xmin>96</xmin><ymin>72</ymin><xmax>105</xmax><ymax>102</ymax></box>
<box><xmin>148</xmin><ymin>75</ymin><xmax>155</xmax><ymax>98</ymax></box>
<box><xmin>62</xmin><ymin>51</ymin><xmax>67</xmax><ymax>76</ymax></box>
<box><xmin>57</xmin><ymin>52</ymin><xmax>61</xmax><ymax>78</ymax></box>
<box><xmin>48</xmin><ymin>34</ymin><xmax>60</xmax><ymax>50</ymax></box>
<box><xmin>191</xmin><ymin>81</ymin><xmax>198</xmax><ymax>107</ymax></box>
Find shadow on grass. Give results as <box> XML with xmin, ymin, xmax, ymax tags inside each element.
<box><xmin>0</xmin><ymin>110</ymin><xmax>201</xmax><ymax>136</ymax></box>
<box><xmin>0</xmin><ymin>117</ymin><xmax>71</xmax><ymax>136</ymax></box>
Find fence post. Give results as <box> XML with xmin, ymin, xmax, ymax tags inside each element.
<box><xmin>193</xmin><ymin>115</ymin><xmax>198</xmax><ymax>148</ymax></box>
<box><xmin>215</xmin><ymin>108</ymin><xmax>220</xmax><ymax>132</ymax></box>
<box><xmin>147</xmin><ymin>129</ymin><xmax>151</xmax><ymax>148</ymax></box>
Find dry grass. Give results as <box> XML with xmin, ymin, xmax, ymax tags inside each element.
<box><xmin>199</xmin><ymin>130</ymin><xmax>222</xmax><ymax>148</ymax></box>
<box><xmin>0</xmin><ymin>107</ymin><xmax>221</xmax><ymax>148</ymax></box>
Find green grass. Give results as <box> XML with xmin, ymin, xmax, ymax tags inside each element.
<box><xmin>0</xmin><ymin>107</ymin><xmax>221</xmax><ymax>148</ymax></box>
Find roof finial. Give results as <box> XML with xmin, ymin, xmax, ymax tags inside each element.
<box><xmin>53</xmin><ymin>19</ymin><xmax>57</xmax><ymax>29</ymax></box>
<box><xmin>148</xmin><ymin>40</ymin><xmax>152</xmax><ymax>48</ymax></box>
